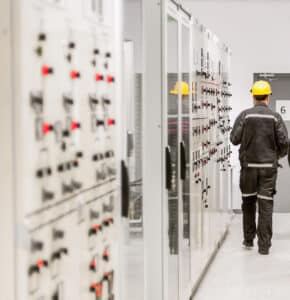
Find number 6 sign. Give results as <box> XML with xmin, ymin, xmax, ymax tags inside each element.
<box><xmin>276</xmin><ymin>100</ymin><xmax>290</xmax><ymax>120</ymax></box>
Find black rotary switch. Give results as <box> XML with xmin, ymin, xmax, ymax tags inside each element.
<box><xmin>71</xmin><ymin>180</ymin><xmax>82</xmax><ymax>190</ymax></box>
<box><xmin>53</xmin><ymin>229</ymin><xmax>65</xmax><ymax>240</ymax></box>
<box><xmin>38</xmin><ymin>33</ymin><xmax>46</xmax><ymax>41</ymax></box>
<box><xmin>76</xmin><ymin>151</ymin><xmax>83</xmax><ymax>158</ymax></box>
<box><xmin>58</xmin><ymin>164</ymin><xmax>64</xmax><ymax>172</ymax></box>
<box><xmin>42</xmin><ymin>189</ymin><xmax>54</xmax><ymax>202</ymax></box>
<box><xmin>68</xmin><ymin>42</ymin><xmax>75</xmax><ymax>49</ymax></box>
<box><xmin>92</xmin><ymin>154</ymin><xmax>99</xmax><ymax>161</ymax></box>
<box><xmin>31</xmin><ymin>240</ymin><xmax>43</xmax><ymax>252</ymax></box>
<box><xmin>46</xmin><ymin>167</ymin><xmax>52</xmax><ymax>176</ymax></box>
<box><xmin>36</xmin><ymin>169</ymin><xmax>44</xmax><ymax>178</ymax></box>
<box><xmin>72</xmin><ymin>160</ymin><xmax>79</xmax><ymax>168</ymax></box>
<box><xmin>96</xmin><ymin>120</ymin><xmax>105</xmax><ymax>126</ymax></box>
<box><xmin>90</xmin><ymin>210</ymin><xmax>100</xmax><ymax>220</ymax></box>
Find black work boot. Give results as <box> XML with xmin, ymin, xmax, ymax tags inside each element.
<box><xmin>258</xmin><ymin>248</ymin><xmax>269</xmax><ymax>255</ymax></box>
<box><xmin>243</xmin><ymin>240</ymin><xmax>254</xmax><ymax>249</ymax></box>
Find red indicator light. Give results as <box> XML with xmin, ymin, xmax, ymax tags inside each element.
<box><xmin>106</xmin><ymin>75</ymin><xmax>114</xmax><ymax>83</ymax></box>
<box><xmin>90</xmin><ymin>260</ymin><xmax>97</xmax><ymax>268</ymax></box>
<box><xmin>37</xmin><ymin>260</ymin><xmax>44</xmax><ymax>268</ymax></box>
<box><xmin>42</xmin><ymin>65</ymin><xmax>53</xmax><ymax>76</ymax></box>
<box><xmin>37</xmin><ymin>260</ymin><xmax>47</xmax><ymax>268</ymax></box>
<box><xmin>91</xmin><ymin>283</ymin><xmax>97</xmax><ymax>289</ymax></box>
<box><xmin>71</xmin><ymin>121</ymin><xmax>81</xmax><ymax>130</ymax></box>
<box><xmin>107</xmin><ymin>118</ymin><xmax>115</xmax><ymax>126</ymax></box>
<box><xmin>95</xmin><ymin>74</ymin><xmax>104</xmax><ymax>81</ymax></box>
<box><xmin>70</xmin><ymin>70</ymin><xmax>80</xmax><ymax>79</ymax></box>
<box><xmin>42</xmin><ymin>123</ymin><xmax>53</xmax><ymax>135</ymax></box>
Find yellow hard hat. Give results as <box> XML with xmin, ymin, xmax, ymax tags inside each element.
<box><xmin>251</xmin><ymin>80</ymin><xmax>272</xmax><ymax>96</ymax></box>
<box><xmin>170</xmin><ymin>81</ymin><xmax>190</xmax><ymax>96</ymax></box>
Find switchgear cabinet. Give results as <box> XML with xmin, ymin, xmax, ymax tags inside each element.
<box><xmin>0</xmin><ymin>0</ymin><xmax>122</xmax><ymax>299</ymax></box>
<box><xmin>162</xmin><ymin>1</ymin><xmax>233</xmax><ymax>299</ymax></box>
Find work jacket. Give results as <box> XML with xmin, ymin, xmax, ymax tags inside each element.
<box><xmin>230</xmin><ymin>103</ymin><xmax>289</xmax><ymax>168</ymax></box>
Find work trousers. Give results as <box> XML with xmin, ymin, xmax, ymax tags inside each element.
<box><xmin>240</xmin><ymin>167</ymin><xmax>277</xmax><ymax>250</ymax></box>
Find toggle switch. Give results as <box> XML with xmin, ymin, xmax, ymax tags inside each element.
<box><xmin>103</xmin><ymin>249</ymin><xmax>109</xmax><ymax>261</ymax></box>
<box><xmin>28</xmin><ymin>260</ymin><xmax>48</xmax><ymax>276</ymax></box>
<box><xmin>63</xmin><ymin>94</ymin><xmax>74</xmax><ymax>107</ymax></box>
<box><xmin>89</xmin><ymin>95</ymin><xmax>99</xmax><ymax>110</ymax></box>
<box><xmin>103</xmin><ymin>98</ymin><xmax>111</xmax><ymax>105</ymax></box>
<box><xmin>96</xmin><ymin>120</ymin><xmax>105</xmax><ymax>127</ymax></box>
<box><xmin>103</xmin><ymin>218</ymin><xmax>114</xmax><ymax>227</ymax></box>
<box><xmin>30</xmin><ymin>92</ymin><xmax>43</xmax><ymax>112</ymax></box>
<box><xmin>90</xmin><ymin>258</ymin><xmax>97</xmax><ymax>272</ymax></box>
<box><xmin>90</xmin><ymin>283</ymin><xmax>103</xmax><ymax>298</ymax></box>
<box><xmin>51</xmin><ymin>248</ymin><xmax>68</xmax><ymax>261</ymax></box>
<box><xmin>89</xmin><ymin>224</ymin><xmax>102</xmax><ymax>236</ymax></box>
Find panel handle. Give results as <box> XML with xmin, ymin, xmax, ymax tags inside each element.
<box><xmin>180</xmin><ymin>141</ymin><xmax>186</xmax><ymax>180</ymax></box>
<box><xmin>121</xmin><ymin>160</ymin><xmax>130</xmax><ymax>218</ymax></box>
<box><xmin>165</xmin><ymin>146</ymin><xmax>172</xmax><ymax>190</ymax></box>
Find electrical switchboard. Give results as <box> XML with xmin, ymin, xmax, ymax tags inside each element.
<box><xmin>164</xmin><ymin>1</ymin><xmax>233</xmax><ymax>298</ymax></box>
<box><xmin>0</xmin><ymin>1</ymin><xmax>121</xmax><ymax>299</ymax></box>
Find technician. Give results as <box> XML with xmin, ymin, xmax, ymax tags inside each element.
<box><xmin>230</xmin><ymin>80</ymin><xmax>289</xmax><ymax>255</ymax></box>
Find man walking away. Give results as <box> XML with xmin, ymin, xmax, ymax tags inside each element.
<box><xmin>230</xmin><ymin>80</ymin><xmax>289</xmax><ymax>255</ymax></box>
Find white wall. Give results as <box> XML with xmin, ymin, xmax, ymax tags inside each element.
<box><xmin>184</xmin><ymin>0</ymin><xmax>290</xmax><ymax>208</ymax></box>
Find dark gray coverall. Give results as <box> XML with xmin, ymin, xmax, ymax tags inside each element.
<box><xmin>231</xmin><ymin>103</ymin><xmax>289</xmax><ymax>251</ymax></box>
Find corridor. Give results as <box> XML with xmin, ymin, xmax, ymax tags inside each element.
<box><xmin>194</xmin><ymin>214</ymin><xmax>290</xmax><ymax>300</ymax></box>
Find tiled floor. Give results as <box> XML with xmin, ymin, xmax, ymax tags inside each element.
<box><xmin>194</xmin><ymin>214</ymin><xmax>290</xmax><ymax>300</ymax></box>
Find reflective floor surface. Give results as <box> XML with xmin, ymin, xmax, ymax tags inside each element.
<box><xmin>194</xmin><ymin>213</ymin><xmax>290</xmax><ymax>300</ymax></box>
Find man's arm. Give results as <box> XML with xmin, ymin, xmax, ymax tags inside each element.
<box><xmin>230</xmin><ymin>111</ymin><xmax>245</xmax><ymax>145</ymax></box>
<box><xmin>275</xmin><ymin>114</ymin><xmax>289</xmax><ymax>159</ymax></box>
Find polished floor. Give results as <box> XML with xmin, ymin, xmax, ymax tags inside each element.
<box><xmin>194</xmin><ymin>213</ymin><xmax>290</xmax><ymax>300</ymax></box>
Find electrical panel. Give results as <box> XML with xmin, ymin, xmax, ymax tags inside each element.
<box><xmin>192</xmin><ymin>24</ymin><xmax>232</xmax><ymax>252</ymax></box>
<box><xmin>0</xmin><ymin>0</ymin><xmax>121</xmax><ymax>299</ymax></box>
<box><xmin>164</xmin><ymin>1</ymin><xmax>233</xmax><ymax>298</ymax></box>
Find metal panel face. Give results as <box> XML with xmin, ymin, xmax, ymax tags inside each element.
<box><xmin>0</xmin><ymin>1</ymin><xmax>122</xmax><ymax>299</ymax></box>
<box><xmin>163</xmin><ymin>2</ymin><xmax>233</xmax><ymax>299</ymax></box>
<box><xmin>166</xmin><ymin>12</ymin><xmax>180</xmax><ymax>300</ymax></box>
<box><xmin>254</xmin><ymin>73</ymin><xmax>290</xmax><ymax>213</ymax></box>
<box><xmin>180</xmin><ymin>22</ymin><xmax>191</xmax><ymax>295</ymax></box>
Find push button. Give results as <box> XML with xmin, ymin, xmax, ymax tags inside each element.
<box><xmin>70</xmin><ymin>70</ymin><xmax>80</xmax><ymax>79</ymax></box>
<box><xmin>42</xmin><ymin>123</ymin><xmax>54</xmax><ymax>135</ymax></box>
<box><xmin>106</xmin><ymin>75</ymin><xmax>114</xmax><ymax>83</ymax></box>
<box><xmin>95</xmin><ymin>74</ymin><xmax>104</xmax><ymax>81</ymax></box>
<box><xmin>71</xmin><ymin>121</ymin><xmax>81</xmax><ymax>130</ymax></box>
<box><xmin>42</xmin><ymin>65</ymin><xmax>53</xmax><ymax>76</ymax></box>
